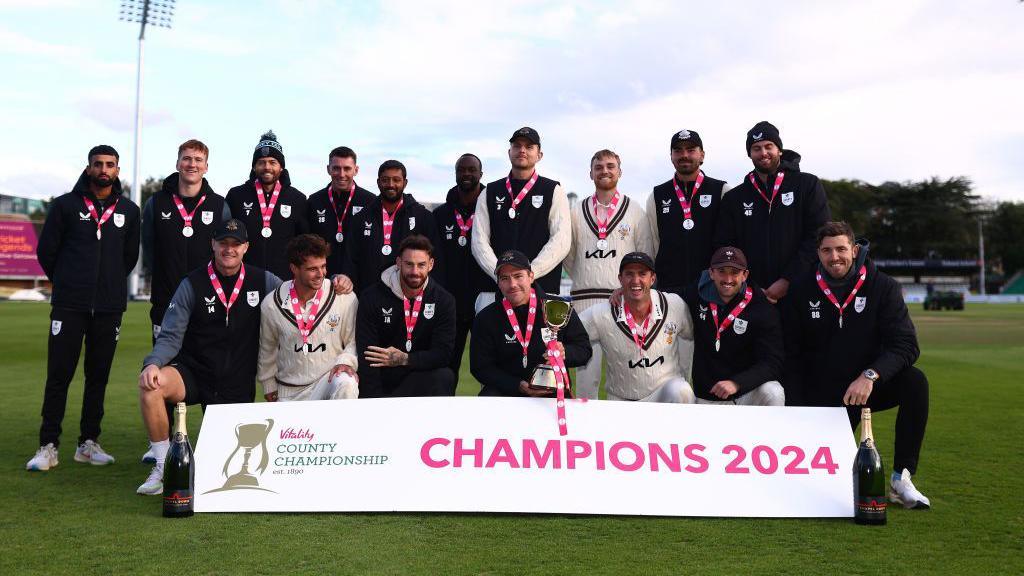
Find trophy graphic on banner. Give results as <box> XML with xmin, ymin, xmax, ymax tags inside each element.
<box><xmin>206</xmin><ymin>419</ymin><xmax>275</xmax><ymax>493</ymax></box>
<box><xmin>528</xmin><ymin>295</ymin><xmax>573</xmax><ymax>391</ymax></box>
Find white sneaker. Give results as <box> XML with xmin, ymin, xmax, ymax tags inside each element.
<box><xmin>889</xmin><ymin>468</ymin><xmax>931</xmax><ymax>509</ymax></box>
<box><xmin>141</xmin><ymin>446</ymin><xmax>157</xmax><ymax>464</ymax></box>
<box><xmin>74</xmin><ymin>440</ymin><xmax>116</xmax><ymax>465</ymax></box>
<box><xmin>27</xmin><ymin>444</ymin><xmax>59</xmax><ymax>471</ymax></box>
<box><xmin>137</xmin><ymin>463</ymin><xmax>164</xmax><ymax>495</ymax></box>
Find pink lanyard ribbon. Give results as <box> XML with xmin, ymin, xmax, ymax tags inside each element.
<box><xmin>454</xmin><ymin>211</ymin><xmax>473</xmax><ymax>244</ymax></box>
<box><xmin>328</xmin><ymin>183</ymin><xmax>356</xmax><ymax>241</ymax></box>
<box><xmin>747</xmin><ymin>171</ymin><xmax>785</xmax><ymax>207</ymax></box>
<box><xmin>546</xmin><ymin>339</ymin><xmax>570</xmax><ymax>437</ymax></box>
<box><xmin>623</xmin><ymin>304</ymin><xmax>652</xmax><ymax>359</ymax></box>
<box><xmin>592</xmin><ymin>191</ymin><xmax>620</xmax><ymax>240</ymax></box>
<box><xmin>288</xmin><ymin>281</ymin><xmax>324</xmax><ymax>353</ymax></box>
<box><xmin>172</xmin><ymin>193</ymin><xmax>206</xmax><ymax>236</ymax></box>
<box><xmin>672</xmin><ymin>171</ymin><xmax>704</xmax><ymax>226</ymax></box>
<box><xmin>502</xmin><ymin>289</ymin><xmax>537</xmax><ymax>369</ymax></box>
<box><xmin>504</xmin><ymin>171</ymin><xmax>539</xmax><ymax>219</ymax></box>
<box><xmin>207</xmin><ymin>261</ymin><xmax>246</xmax><ymax>326</ymax></box>
<box><xmin>254</xmin><ymin>180</ymin><xmax>282</xmax><ymax>234</ymax></box>
<box><xmin>709</xmin><ymin>287</ymin><xmax>753</xmax><ymax>352</ymax></box>
<box><xmin>403</xmin><ymin>290</ymin><xmax>424</xmax><ymax>352</ymax></box>
<box><xmin>381</xmin><ymin>198</ymin><xmax>405</xmax><ymax>254</ymax></box>
<box><xmin>82</xmin><ymin>197</ymin><xmax>119</xmax><ymax>240</ymax></box>
<box><xmin>816</xmin><ymin>265</ymin><xmax>867</xmax><ymax>328</ymax></box>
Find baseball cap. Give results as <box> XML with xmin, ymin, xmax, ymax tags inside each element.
<box><xmin>670</xmin><ymin>129</ymin><xmax>703</xmax><ymax>150</ymax></box>
<box><xmin>710</xmin><ymin>246</ymin><xmax>748</xmax><ymax>270</ymax></box>
<box><xmin>494</xmin><ymin>249</ymin><xmax>532</xmax><ymax>275</ymax></box>
<box><xmin>619</xmin><ymin>251</ymin><xmax>656</xmax><ymax>274</ymax></box>
<box><xmin>509</xmin><ymin>127</ymin><xmax>541</xmax><ymax>146</ymax></box>
<box><xmin>214</xmin><ymin>218</ymin><xmax>248</xmax><ymax>243</ymax></box>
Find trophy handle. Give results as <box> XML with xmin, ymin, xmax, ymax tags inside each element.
<box><xmin>255</xmin><ymin>419</ymin><xmax>274</xmax><ymax>474</ymax></box>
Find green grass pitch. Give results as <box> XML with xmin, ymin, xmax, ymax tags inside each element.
<box><xmin>1</xmin><ymin>302</ymin><xmax>1021</xmax><ymax>574</ymax></box>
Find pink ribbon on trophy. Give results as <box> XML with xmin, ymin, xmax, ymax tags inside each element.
<box><xmin>546</xmin><ymin>339</ymin><xmax>570</xmax><ymax>436</ymax></box>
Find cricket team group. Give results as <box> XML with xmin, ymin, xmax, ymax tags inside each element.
<box><xmin>26</xmin><ymin>121</ymin><xmax>931</xmax><ymax>510</ymax></box>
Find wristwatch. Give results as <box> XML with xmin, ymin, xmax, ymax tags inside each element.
<box><xmin>862</xmin><ymin>369</ymin><xmax>879</xmax><ymax>382</ymax></box>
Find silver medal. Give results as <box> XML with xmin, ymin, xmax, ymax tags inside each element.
<box><xmin>182</xmin><ymin>226</ymin><xmax>194</xmax><ymax>238</ymax></box>
<box><xmin>683</xmin><ymin>218</ymin><xmax>695</xmax><ymax>230</ymax></box>
<box><xmin>522</xmin><ymin>356</ymin><xmax>528</xmax><ymax>369</ymax></box>
<box><xmin>405</xmin><ymin>340</ymin><xmax>412</xmax><ymax>352</ymax></box>
<box><xmin>381</xmin><ymin>244</ymin><xmax>392</xmax><ymax>255</ymax></box>
<box><xmin>335</xmin><ymin>232</ymin><xmax>344</xmax><ymax>243</ymax></box>
<box><xmin>96</xmin><ymin>228</ymin><xmax>102</xmax><ymax>240</ymax></box>
<box><xmin>508</xmin><ymin>208</ymin><xmax>517</xmax><ymax>219</ymax></box>
<box><xmin>261</xmin><ymin>227</ymin><xmax>272</xmax><ymax>238</ymax></box>
<box><xmin>596</xmin><ymin>238</ymin><xmax>608</xmax><ymax>250</ymax></box>
<box><xmin>458</xmin><ymin>235</ymin><xmax>467</xmax><ymax>247</ymax></box>
<box><xmin>715</xmin><ymin>339</ymin><xmax>721</xmax><ymax>352</ymax></box>
<box><xmin>839</xmin><ymin>316</ymin><xmax>843</xmax><ymax>328</ymax></box>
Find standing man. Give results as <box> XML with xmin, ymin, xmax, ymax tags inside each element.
<box><xmin>471</xmin><ymin>127</ymin><xmax>570</xmax><ymax>308</ymax></box>
<box><xmin>226</xmin><ymin>130</ymin><xmax>309</xmax><ymax>280</ymax></box>
<box><xmin>28</xmin><ymin>145</ymin><xmax>140</xmax><ymax>471</ymax></box>
<box><xmin>578</xmin><ymin>252</ymin><xmax>694</xmax><ymax>403</ymax></box>
<box><xmin>258</xmin><ymin>234</ymin><xmax>359</xmax><ymax>402</ymax></box>
<box><xmin>678</xmin><ymin>247</ymin><xmax>785</xmax><ymax>406</ymax></box>
<box><xmin>143</xmin><ymin>139</ymin><xmax>230</xmax><ymax>342</ymax></box>
<box><xmin>647</xmin><ymin>129</ymin><xmax>727</xmax><ymax>289</ymax></box>
<box><xmin>135</xmin><ymin>219</ymin><xmax>281</xmax><ymax>495</ymax></box>
<box><xmin>432</xmin><ymin>153</ymin><xmax>491</xmax><ymax>392</ymax></box>
<box><xmin>344</xmin><ymin>160</ymin><xmax>440</xmax><ymax>293</ymax></box>
<box><xmin>306</xmin><ymin>146</ymin><xmax>375</xmax><ymax>277</ymax></box>
<box><xmin>355</xmin><ymin>235</ymin><xmax>456</xmax><ymax>397</ymax></box>
<box><xmin>564</xmin><ymin>149</ymin><xmax>653</xmax><ymax>399</ymax></box>
<box><xmin>784</xmin><ymin>221</ymin><xmax>930</xmax><ymax>509</ymax></box>
<box><xmin>715</xmin><ymin>121</ymin><xmax>830</xmax><ymax>303</ymax></box>
<box><xmin>470</xmin><ymin>250</ymin><xmax>591</xmax><ymax>397</ymax></box>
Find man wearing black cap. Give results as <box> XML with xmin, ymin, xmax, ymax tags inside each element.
<box><xmin>578</xmin><ymin>252</ymin><xmax>695</xmax><ymax>402</ymax></box>
<box><xmin>646</xmin><ymin>129</ymin><xmax>729</xmax><ymax>289</ymax></box>
<box><xmin>134</xmin><ymin>218</ymin><xmax>283</xmax><ymax>495</ymax></box>
<box><xmin>225</xmin><ymin>130</ymin><xmax>309</xmax><ymax>280</ymax></box>
<box><xmin>471</xmin><ymin>127</ymin><xmax>571</xmax><ymax>308</ymax></box>
<box><xmin>343</xmin><ymin>160</ymin><xmax>440</xmax><ymax>293</ymax></box>
<box><xmin>432</xmin><ymin>153</ymin><xmax>491</xmax><ymax>392</ymax></box>
<box><xmin>306</xmin><ymin>146</ymin><xmax>375</xmax><ymax>277</ymax></box>
<box><xmin>29</xmin><ymin>144</ymin><xmax>141</xmax><ymax>471</ymax></box>
<box><xmin>470</xmin><ymin>250</ymin><xmax>591</xmax><ymax>397</ymax></box>
<box><xmin>715</xmin><ymin>121</ymin><xmax>830</xmax><ymax>304</ymax></box>
<box><xmin>678</xmin><ymin>246</ymin><xmax>785</xmax><ymax>406</ymax></box>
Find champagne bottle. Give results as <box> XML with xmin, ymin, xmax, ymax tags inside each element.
<box><xmin>163</xmin><ymin>402</ymin><xmax>195</xmax><ymax>518</ymax></box>
<box><xmin>853</xmin><ymin>407</ymin><xmax>887</xmax><ymax>525</ymax></box>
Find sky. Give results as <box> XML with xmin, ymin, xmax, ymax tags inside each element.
<box><xmin>1</xmin><ymin>0</ymin><xmax>1022</xmax><ymax>206</ymax></box>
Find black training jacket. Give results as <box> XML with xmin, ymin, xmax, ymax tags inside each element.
<box><xmin>432</xmin><ymin>186</ymin><xmax>492</xmax><ymax>318</ymax></box>
<box><xmin>306</xmin><ymin>183</ymin><xmax>375</xmax><ymax>276</ymax></box>
<box><xmin>651</xmin><ymin>173</ymin><xmax>726</xmax><ymax>288</ymax></box>
<box><xmin>225</xmin><ymin>170</ymin><xmax>308</xmax><ymax>280</ymax></box>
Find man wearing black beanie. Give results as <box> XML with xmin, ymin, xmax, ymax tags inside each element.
<box><xmin>226</xmin><ymin>131</ymin><xmax>310</xmax><ymax>280</ymax></box>
<box><xmin>714</xmin><ymin>121</ymin><xmax>830</xmax><ymax>304</ymax></box>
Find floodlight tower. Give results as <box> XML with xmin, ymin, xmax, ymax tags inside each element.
<box><xmin>119</xmin><ymin>0</ymin><xmax>174</xmax><ymax>297</ymax></box>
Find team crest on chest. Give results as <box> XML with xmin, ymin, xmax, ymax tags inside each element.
<box><xmin>408</xmin><ymin>216</ymin><xmax>416</xmax><ymax>230</ymax></box>
<box><xmin>423</xmin><ymin>303</ymin><xmax>435</xmax><ymax>319</ymax></box>
<box><xmin>280</xmin><ymin>204</ymin><xmax>292</xmax><ymax>218</ymax></box>
<box><xmin>327</xmin><ymin>313</ymin><xmax>341</xmax><ymax>332</ymax></box>
<box><xmin>733</xmin><ymin>318</ymin><xmax>748</xmax><ymax>335</ymax></box>
<box><xmin>743</xmin><ymin>202</ymin><xmax>754</xmax><ymax>216</ymax></box>
<box><xmin>113</xmin><ymin>213</ymin><xmax>125</xmax><ymax>227</ymax></box>
<box><xmin>665</xmin><ymin>321</ymin><xmax>678</xmax><ymax>344</ymax></box>
<box><xmin>243</xmin><ymin>201</ymin><xmax>254</xmax><ymax>215</ymax></box>
<box><xmin>531</xmin><ymin>195</ymin><xmax>544</xmax><ymax>209</ymax></box>
<box><xmin>352</xmin><ymin>206</ymin><xmax>363</xmax><ymax>215</ymax></box>
<box><xmin>51</xmin><ymin>320</ymin><xmax>62</xmax><ymax>336</ymax></box>
<box><xmin>781</xmin><ymin>192</ymin><xmax>794</xmax><ymax>206</ymax></box>
<box><xmin>617</xmin><ymin>223</ymin><xmax>631</xmax><ymax>240</ymax></box>
<box><xmin>201</xmin><ymin>210</ymin><xmax>214</xmax><ymax>225</ymax></box>
<box><xmin>854</xmin><ymin>296</ymin><xmax>867</xmax><ymax>313</ymax></box>
<box><xmin>699</xmin><ymin>194</ymin><xmax>712</xmax><ymax>208</ymax></box>
<box><xmin>247</xmin><ymin>290</ymin><xmax>260</xmax><ymax>307</ymax></box>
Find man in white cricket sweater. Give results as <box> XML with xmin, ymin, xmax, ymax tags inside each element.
<box><xmin>563</xmin><ymin>149</ymin><xmax>653</xmax><ymax>399</ymax></box>
<box><xmin>258</xmin><ymin>234</ymin><xmax>358</xmax><ymax>401</ymax></box>
<box><xmin>579</xmin><ymin>252</ymin><xmax>695</xmax><ymax>402</ymax></box>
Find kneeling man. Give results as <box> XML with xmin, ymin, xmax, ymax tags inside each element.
<box><xmin>679</xmin><ymin>246</ymin><xmax>784</xmax><ymax>405</ymax></box>
<box><xmin>580</xmin><ymin>252</ymin><xmax>694</xmax><ymax>402</ymax></box>
<box><xmin>259</xmin><ymin>234</ymin><xmax>358</xmax><ymax>402</ymax></box>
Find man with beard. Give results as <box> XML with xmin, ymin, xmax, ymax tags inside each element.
<box><xmin>578</xmin><ymin>252</ymin><xmax>694</xmax><ymax>403</ymax></box>
<box><xmin>471</xmin><ymin>127</ymin><xmax>571</xmax><ymax>308</ymax></box>
<box><xmin>647</xmin><ymin>129</ymin><xmax>728</xmax><ymax>289</ymax></box>
<box><xmin>564</xmin><ymin>149</ymin><xmax>653</xmax><ymax>399</ymax></box>
<box><xmin>28</xmin><ymin>145</ymin><xmax>140</xmax><ymax>472</ymax></box>
<box><xmin>432</xmin><ymin>153</ymin><xmax>492</xmax><ymax>392</ymax></box>
<box><xmin>470</xmin><ymin>250</ymin><xmax>591</xmax><ymax>397</ymax></box>
<box><xmin>715</xmin><ymin>121</ymin><xmax>830</xmax><ymax>304</ymax></box>
<box><xmin>355</xmin><ymin>234</ymin><xmax>456</xmax><ymax>397</ymax></box>
<box><xmin>679</xmin><ymin>247</ymin><xmax>785</xmax><ymax>406</ymax></box>
<box><xmin>135</xmin><ymin>219</ymin><xmax>281</xmax><ymax>494</ymax></box>
<box><xmin>258</xmin><ymin>234</ymin><xmax>359</xmax><ymax>402</ymax></box>
<box><xmin>783</xmin><ymin>221</ymin><xmax>930</xmax><ymax>509</ymax></box>
<box><xmin>306</xmin><ymin>146</ymin><xmax>375</xmax><ymax>277</ymax></box>
<box><xmin>344</xmin><ymin>160</ymin><xmax>440</xmax><ymax>293</ymax></box>
<box><xmin>225</xmin><ymin>131</ymin><xmax>309</xmax><ymax>280</ymax></box>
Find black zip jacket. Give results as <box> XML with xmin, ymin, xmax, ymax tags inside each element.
<box><xmin>432</xmin><ymin>186</ymin><xmax>491</xmax><ymax>317</ymax></box>
<box><xmin>306</xmin><ymin>183</ymin><xmax>376</xmax><ymax>276</ymax></box>
<box><xmin>651</xmin><ymin>173</ymin><xmax>726</xmax><ymax>288</ymax></box>
<box><xmin>225</xmin><ymin>170</ymin><xmax>309</xmax><ymax>280</ymax></box>
<box><xmin>36</xmin><ymin>171</ymin><xmax>140</xmax><ymax>313</ymax></box>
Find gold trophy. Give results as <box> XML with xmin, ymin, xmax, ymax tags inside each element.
<box><xmin>207</xmin><ymin>419</ymin><xmax>275</xmax><ymax>493</ymax></box>
<box><xmin>528</xmin><ymin>296</ymin><xmax>573</xmax><ymax>391</ymax></box>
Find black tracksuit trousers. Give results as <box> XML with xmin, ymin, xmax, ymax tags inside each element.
<box><xmin>847</xmin><ymin>366</ymin><xmax>929</xmax><ymax>475</ymax></box>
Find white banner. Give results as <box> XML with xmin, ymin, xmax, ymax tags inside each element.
<box><xmin>194</xmin><ymin>398</ymin><xmax>857</xmax><ymax>517</ymax></box>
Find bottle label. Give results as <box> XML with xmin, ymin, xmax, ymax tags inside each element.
<box><xmin>164</xmin><ymin>490</ymin><xmax>194</xmax><ymax>511</ymax></box>
<box><xmin>855</xmin><ymin>495</ymin><xmax>887</xmax><ymax>517</ymax></box>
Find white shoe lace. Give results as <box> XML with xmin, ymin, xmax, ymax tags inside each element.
<box><xmin>146</xmin><ymin>464</ymin><xmax>164</xmax><ymax>485</ymax></box>
<box><xmin>84</xmin><ymin>440</ymin><xmax>109</xmax><ymax>458</ymax></box>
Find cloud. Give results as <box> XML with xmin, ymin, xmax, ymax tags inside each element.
<box><xmin>74</xmin><ymin>96</ymin><xmax>174</xmax><ymax>132</ymax></box>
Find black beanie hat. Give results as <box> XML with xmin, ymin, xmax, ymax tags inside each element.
<box><xmin>252</xmin><ymin>130</ymin><xmax>285</xmax><ymax>168</ymax></box>
<box><xmin>745</xmin><ymin>121</ymin><xmax>782</xmax><ymax>155</ymax></box>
